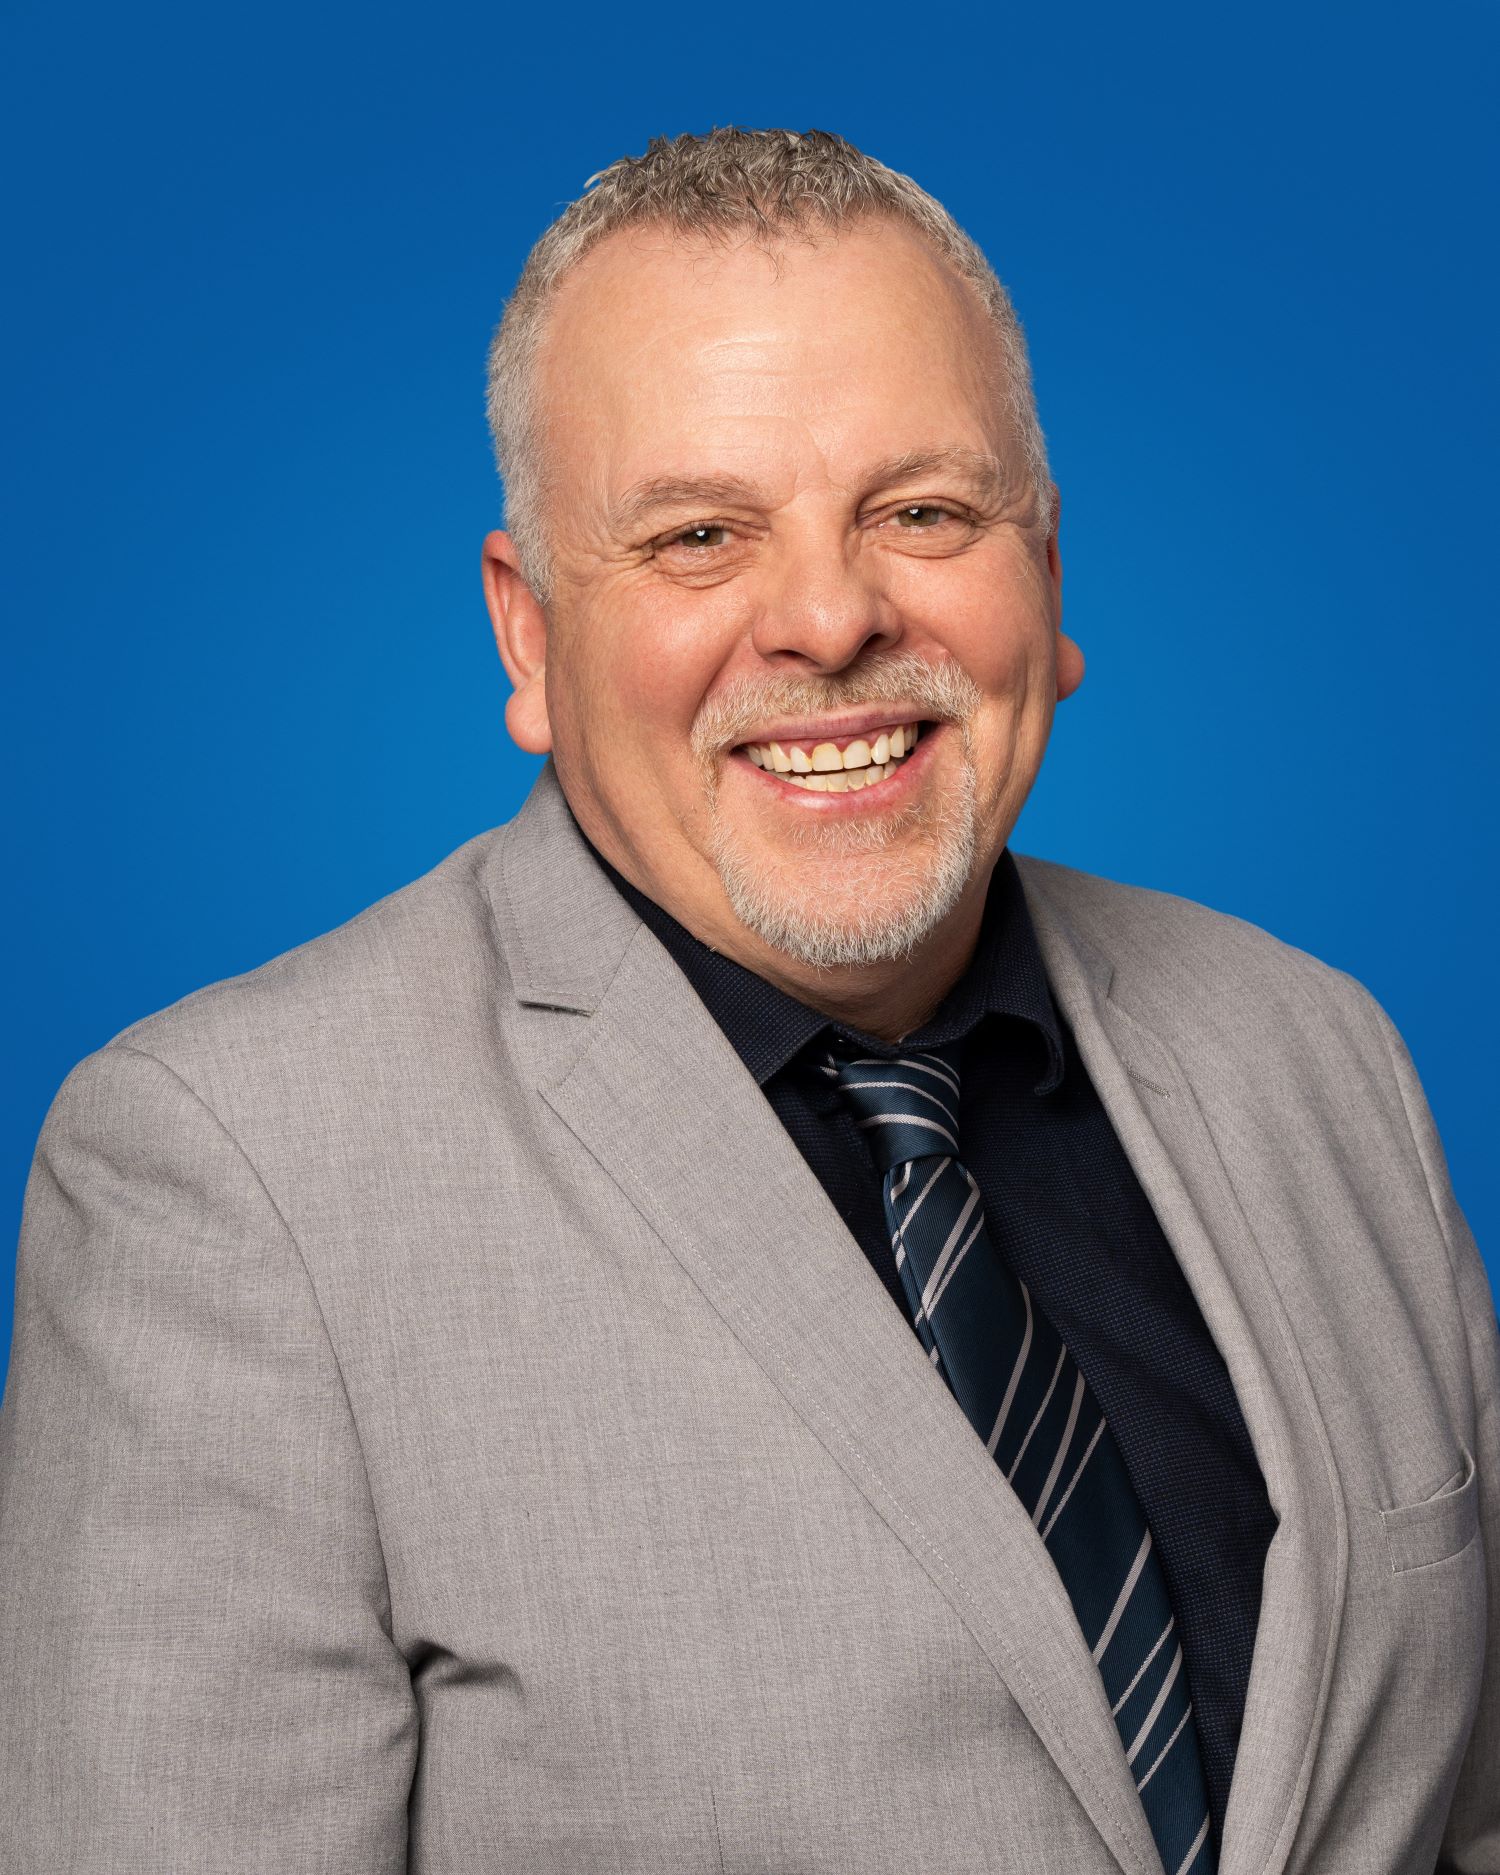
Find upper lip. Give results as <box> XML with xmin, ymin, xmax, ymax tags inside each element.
<box><xmin>732</xmin><ymin>706</ymin><xmax>931</xmax><ymax>748</ymax></box>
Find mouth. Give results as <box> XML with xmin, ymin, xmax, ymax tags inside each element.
<box><xmin>733</xmin><ymin>719</ymin><xmax>928</xmax><ymax>794</ymax></box>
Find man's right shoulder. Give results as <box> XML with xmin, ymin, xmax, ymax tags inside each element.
<box><xmin>65</xmin><ymin>820</ymin><xmax>521</xmax><ymax>1121</ymax></box>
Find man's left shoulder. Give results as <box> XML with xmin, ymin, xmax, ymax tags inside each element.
<box><xmin>1013</xmin><ymin>854</ymin><xmax>1486</xmax><ymax>1325</ymax></box>
<box><xmin>1012</xmin><ymin>851</ymin><xmax>1388</xmax><ymax>1067</ymax></box>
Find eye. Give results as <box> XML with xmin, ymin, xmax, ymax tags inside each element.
<box><xmin>892</xmin><ymin>504</ymin><xmax>951</xmax><ymax>528</ymax></box>
<box><xmin>666</xmin><ymin>523</ymin><xmax>732</xmax><ymax>550</ymax></box>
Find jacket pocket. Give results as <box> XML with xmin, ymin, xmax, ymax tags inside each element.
<box><xmin>1381</xmin><ymin>1446</ymin><xmax>1479</xmax><ymax>1574</ymax></box>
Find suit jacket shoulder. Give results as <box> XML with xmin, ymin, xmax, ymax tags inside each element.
<box><xmin>1013</xmin><ymin>850</ymin><xmax>1397</xmax><ymax>1104</ymax></box>
<box><xmin>93</xmin><ymin>824</ymin><xmax>517</xmax><ymax>1115</ymax></box>
<box><xmin>1015</xmin><ymin>850</ymin><xmax>1359</xmax><ymax>1007</ymax></box>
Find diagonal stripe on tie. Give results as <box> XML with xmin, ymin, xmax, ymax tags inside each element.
<box><xmin>830</xmin><ymin>1042</ymin><xmax>1217</xmax><ymax>1875</ymax></box>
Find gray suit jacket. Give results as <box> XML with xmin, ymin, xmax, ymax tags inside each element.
<box><xmin>2</xmin><ymin>761</ymin><xmax>1495</xmax><ymax>1875</ymax></box>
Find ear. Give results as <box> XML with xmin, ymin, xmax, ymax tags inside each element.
<box><xmin>482</xmin><ymin>529</ymin><xmax>552</xmax><ymax>754</ymax></box>
<box><xmin>1044</xmin><ymin>486</ymin><xmax>1085</xmax><ymax>703</ymax></box>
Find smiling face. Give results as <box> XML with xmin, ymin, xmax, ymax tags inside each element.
<box><xmin>484</xmin><ymin>217</ymin><xmax>1082</xmax><ymax>1033</ymax></box>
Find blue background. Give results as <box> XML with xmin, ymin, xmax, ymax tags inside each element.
<box><xmin>4</xmin><ymin>0</ymin><xmax>1496</xmax><ymax>1388</ymax></box>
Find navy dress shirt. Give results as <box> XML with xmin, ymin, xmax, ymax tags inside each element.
<box><xmin>592</xmin><ymin>839</ymin><xmax>1277</xmax><ymax>1848</ymax></box>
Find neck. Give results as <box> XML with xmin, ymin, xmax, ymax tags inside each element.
<box><xmin>726</xmin><ymin>886</ymin><xmax>989</xmax><ymax>1040</ymax></box>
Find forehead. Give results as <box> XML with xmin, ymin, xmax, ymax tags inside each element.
<box><xmin>533</xmin><ymin>219</ymin><xmax>1015</xmax><ymax>504</ymax></box>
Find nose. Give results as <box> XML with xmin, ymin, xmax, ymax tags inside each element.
<box><xmin>749</xmin><ymin>533</ymin><xmax>903</xmax><ymax>673</ymax></box>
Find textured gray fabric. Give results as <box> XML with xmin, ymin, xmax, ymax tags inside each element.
<box><xmin>2</xmin><ymin>758</ymin><xmax>1494</xmax><ymax>1875</ymax></box>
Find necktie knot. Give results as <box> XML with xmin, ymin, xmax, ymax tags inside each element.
<box><xmin>825</xmin><ymin>1044</ymin><xmax>963</xmax><ymax>1174</ymax></box>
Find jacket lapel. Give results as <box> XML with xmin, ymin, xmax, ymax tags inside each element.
<box><xmin>489</xmin><ymin>765</ymin><xmax>1163</xmax><ymax>1875</ymax></box>
<box><xmin>1019</xmin><ymin>861</ymin><xmax>1350</xmax><ymax>1875</ymax></box>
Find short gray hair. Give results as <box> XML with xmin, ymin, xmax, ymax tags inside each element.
<box><xmin>485</xmin><ymin>127</ymin><xmax>1052</xmax><ymax>598</ymax></box>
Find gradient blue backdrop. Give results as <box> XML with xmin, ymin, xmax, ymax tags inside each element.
<box><xmin>4</xmin><ymin>1</ymin><xmax>1496</xmax><ymax>1390</ymax></box>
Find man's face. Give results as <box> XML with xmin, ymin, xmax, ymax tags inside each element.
<box><xmin>488</xmin><ymin>218</ymin><xmax>1079</xmax><ymax>987</ymax></box>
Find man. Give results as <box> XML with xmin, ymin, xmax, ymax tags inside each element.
<box><xmin>1</xmin><ymin>128</ymin><xmax>1493</xmax><ymax>1875</ymax></box>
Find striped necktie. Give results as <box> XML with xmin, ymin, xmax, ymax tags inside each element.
<box><xmin>828</xmin><ymin>1042</ymin><xmax>1215</xmax><ymax>1875</ymax></box>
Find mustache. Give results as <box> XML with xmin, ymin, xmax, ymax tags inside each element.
<box><xmin>690</xmin><ymin>653</ymin><xmax>982</xmax><ymax>760</ymax></box>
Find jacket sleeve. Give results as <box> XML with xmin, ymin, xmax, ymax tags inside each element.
<box><xmin>0</xmin><ymin>1043</ymin><xmax>417</xmax><ymax>1872</ymax></box>
<box><xmin>1358</xmin><ymin>998</ymin><xmax>1500</xmax><ymax>1875</ymax></box>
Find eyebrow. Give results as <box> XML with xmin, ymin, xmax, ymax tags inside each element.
<box><xmin>610</xmin><ymin>476</ymin><xmax>763</xmax><ymax>535</ymax></box>
<box><xmin>865</xmin><ymin>447</ymin><xmax>1011</xmax><ymax>504</ymax></box>
<box><xmin>609</xmin><ymin>447</ymin><xmax>1014</xmax><ymax>537</ymax></box>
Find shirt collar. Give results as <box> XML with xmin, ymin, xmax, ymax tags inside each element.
<box><xmin>584</xmin><ymin>835</ymin><xmax>1065</xmax><ymax>1096</ymax></box>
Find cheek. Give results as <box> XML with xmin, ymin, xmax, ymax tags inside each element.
<box><xmin>899</xmin><ymin>561</ymin><xmax>1057</xmax><ymax>792</ymax></box>
<box><xmin>558</xmin><ymin>590</ymin><xmax>743</xmax><ymax>756</ymax></box>
<box><xmin>626</xmin><ymin>631</ymin><xmax>727</xmax><ymax>731</ymax></box>
<box><xmin>895</xmin><ymin>531</ymin><xmax>1053</xmax><ymax>644</ymax></box>
<box><xmin>909</xmin><ymin>574</ymin><xmax>1055</xmax><ymax>707</ymax></box>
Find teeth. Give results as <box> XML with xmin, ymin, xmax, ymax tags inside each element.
<box><xmin>741</xmin><ymin>721</ymin><xmax>921</xmax><ymax>775</ymax></box>
<box><xmin>773</xmin><ymin>758</ymin><xmax>902</xmax><ymax>792</ymax></box>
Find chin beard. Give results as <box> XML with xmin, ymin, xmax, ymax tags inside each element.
<box><xmin>692</xmin><ymin>651</ymin><xmax>988</xmax><ymax>971</ymax></box>
<box><xmin>705</xmin><ymin>755</ymin><xmax>980</xmax><ymax>971</ymax></box>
